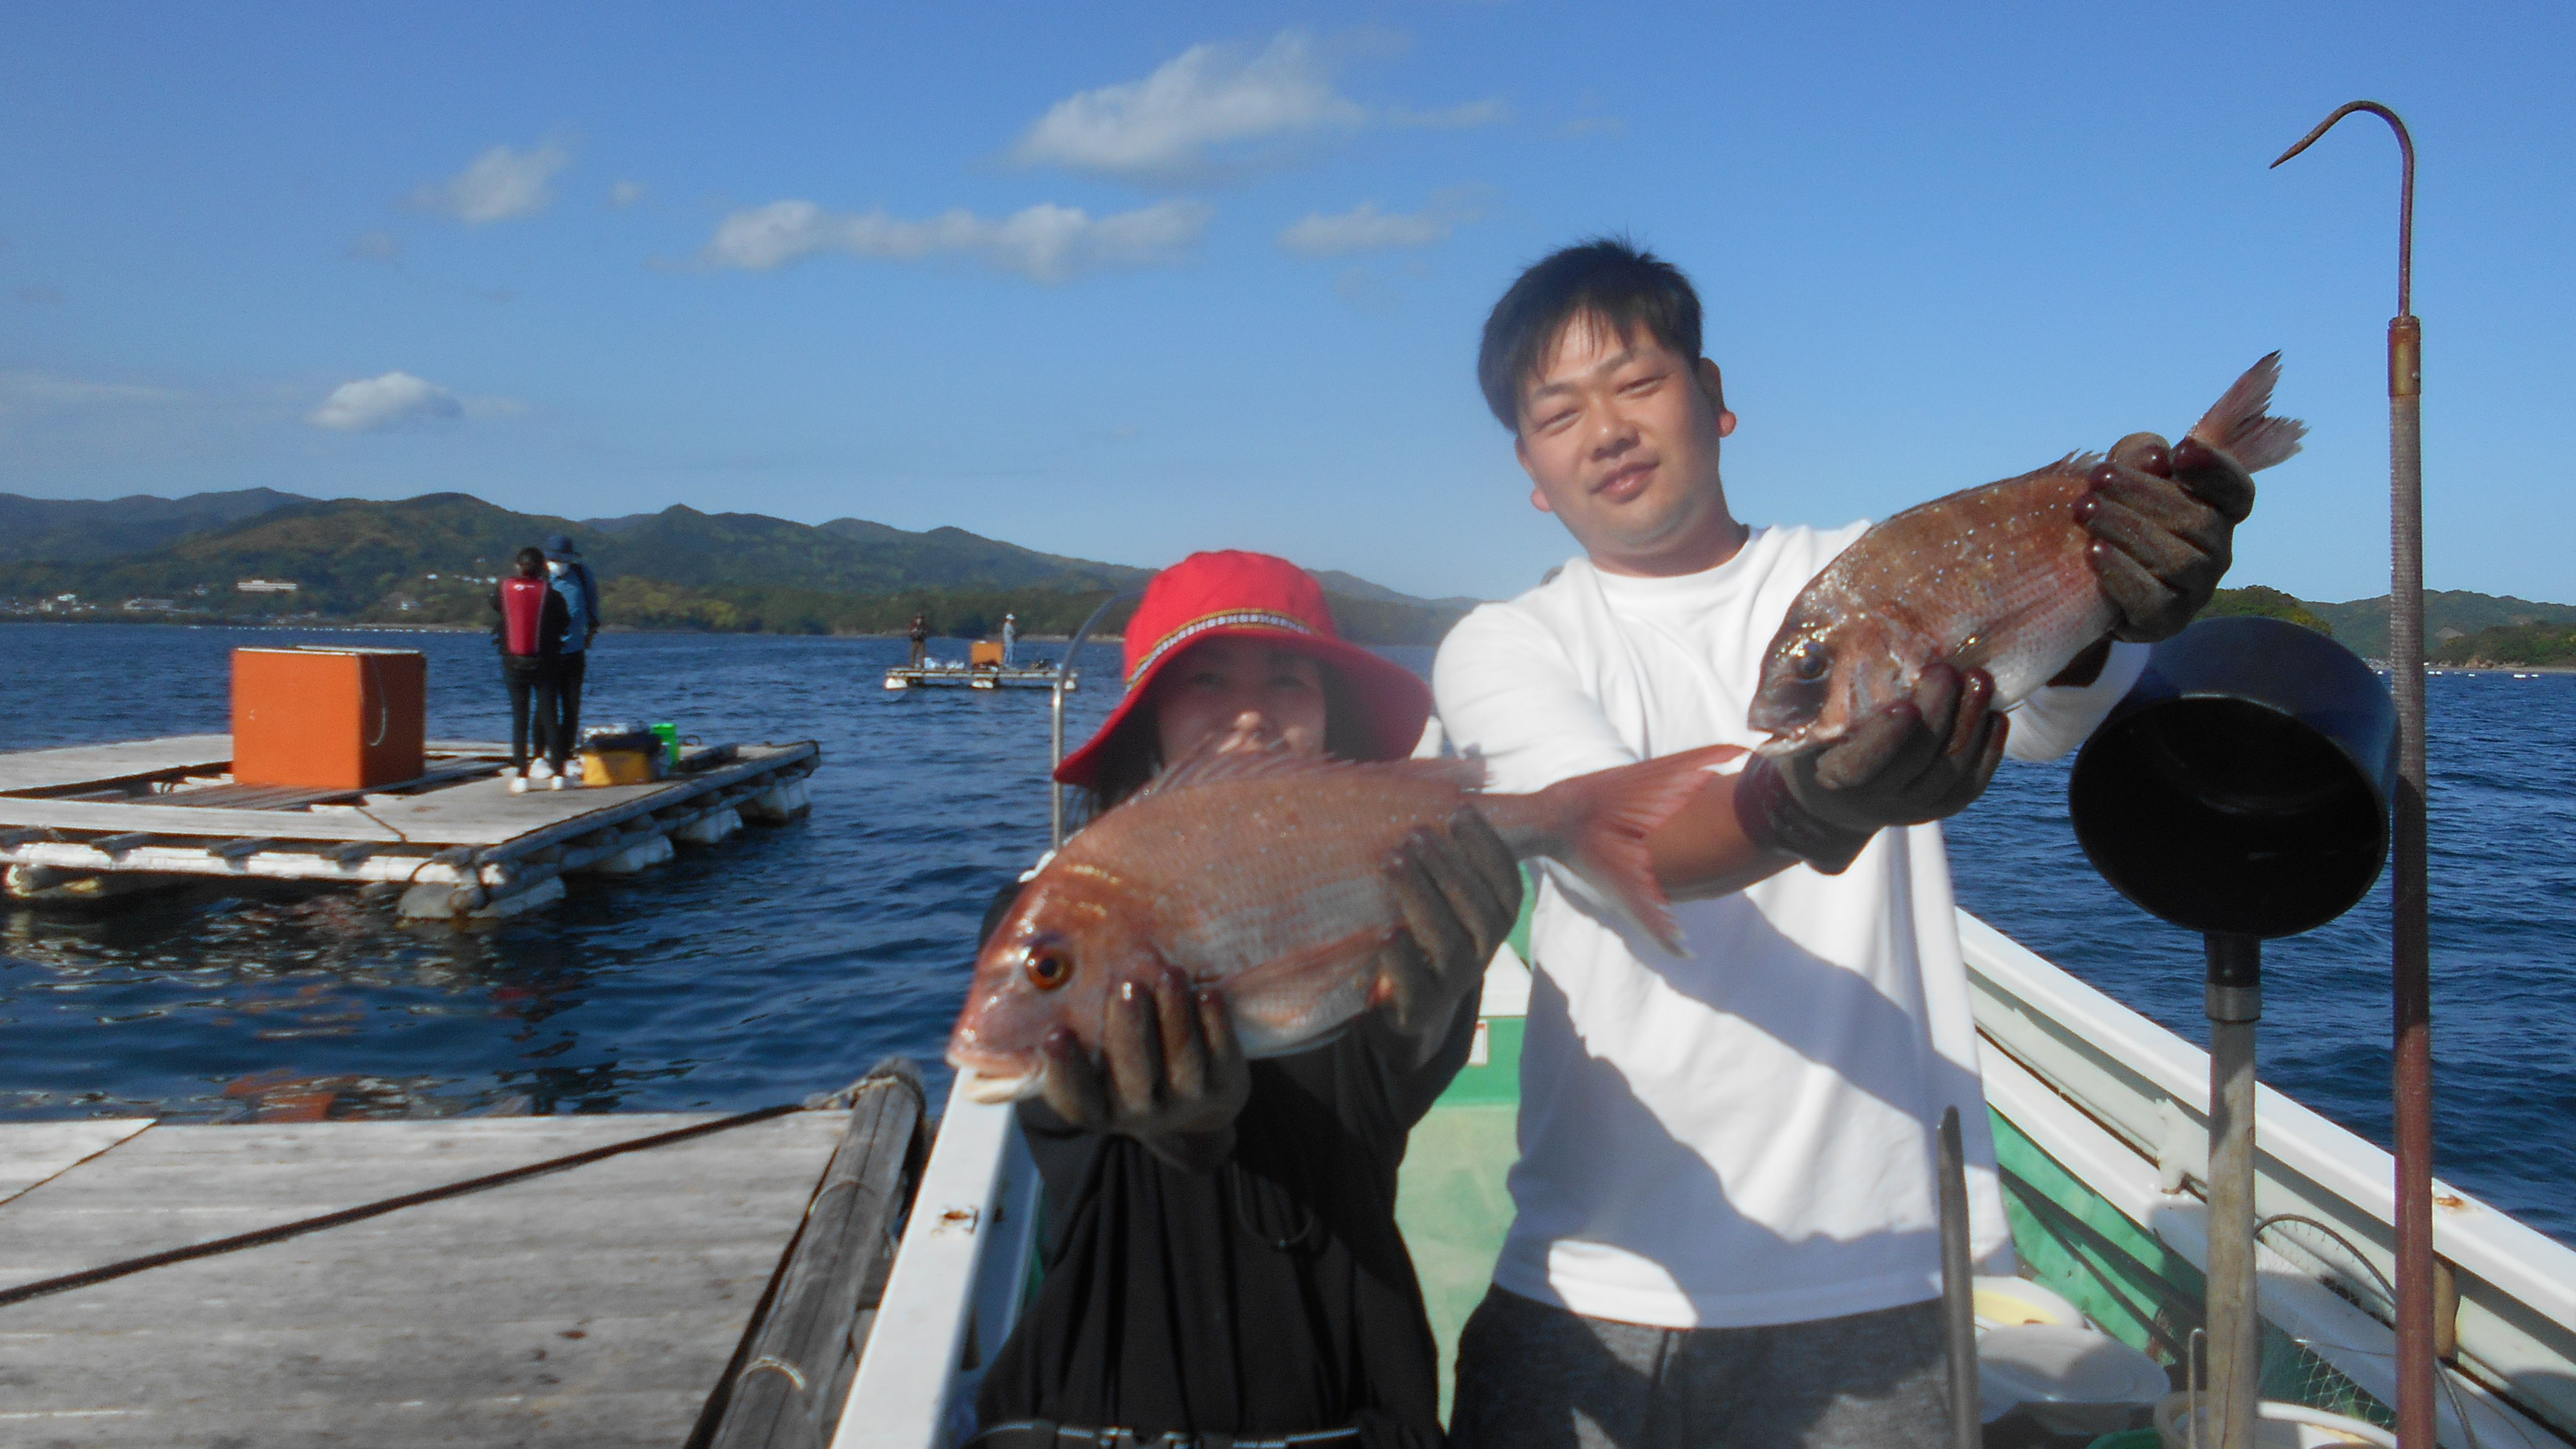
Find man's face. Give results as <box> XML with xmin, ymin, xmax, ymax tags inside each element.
<box><xmin>1513</xmin><ymin>312</ymin><xmax>1739</xmax><ymax>577</ymax></box>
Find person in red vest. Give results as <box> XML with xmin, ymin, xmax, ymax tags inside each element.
<box><xmin>491</xmin><ymin>546</ymin><xmax>573</xmax><ymax>793</ymax></box>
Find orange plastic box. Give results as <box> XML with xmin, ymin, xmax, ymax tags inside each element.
<box><xmin>231</xmin><ymin>647</ymin><xmax>427</xmax><ymax>789</ymax></box>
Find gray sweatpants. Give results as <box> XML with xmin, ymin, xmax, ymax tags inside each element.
<box><xmin>1448</xmin><ymin>1286</ymin><xmax>1952</xmax><ymax>1449</ymax></box>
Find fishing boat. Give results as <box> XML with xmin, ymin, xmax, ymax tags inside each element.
<box><xmin>810</xmin><ymin>129</ymin><xmax>2576</xmax><ymax>1437</ymax></box>
<box><xmin>815</xmin><ymin>898</ymin><xmax>2574</xmax><ymax>1449</ymax></box>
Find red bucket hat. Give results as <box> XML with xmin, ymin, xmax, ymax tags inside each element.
<box><xmin>1055</xmin><ymin>550</ymin><xmax>1434</xmax><ymax>787</ymax></box>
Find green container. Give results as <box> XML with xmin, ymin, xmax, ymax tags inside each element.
<box><xmin>651</xmin><ymin>721</ymin><xmax>680</xmax><ymax>769</ymax></box>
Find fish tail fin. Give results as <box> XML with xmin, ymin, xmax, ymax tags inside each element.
<box><xmin>1499</xmin><ymin>744</ymin><xmax>1744</xmax><ymax>954</ymax></box>
<box><xmin>2190</xmin><ymin>352</ymin><xmax>2307</xmax><ymax>472</ymax></box>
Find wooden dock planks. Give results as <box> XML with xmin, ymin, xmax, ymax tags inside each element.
<box><xmin>0</xmin><ymin>736</ymin><xmax>232</xmax><ymax>794</ymax></box>
<box><xmin>0</xmin><ymin>742</ymin><xmax>816</xmax><ymax>849</ymax></box>
<box><xmin>0</xmin><ymin>1110</ymin><xmax>853</xmax><ymax>1447</ymax></box>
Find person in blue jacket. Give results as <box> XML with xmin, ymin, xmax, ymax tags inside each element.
<box><xmin>540</xmin><ymin>534</ymin><xmax>600</xmax><ymax>777</ymax></box>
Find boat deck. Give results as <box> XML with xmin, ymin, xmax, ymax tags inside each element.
<box><xmin>0</xmin><ymin>735</ymin><xmax>819</xmax><ymax>918</ymax></box>
<box><xmin>0</xmin><ymin>1070</ymin><xmax>923</xmax><ymax>1448</ymax></box>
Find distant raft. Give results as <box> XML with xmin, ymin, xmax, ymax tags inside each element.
<box><xmin>883</xmin><ymin>661</ymin><xmax>1076</xmax><ymax>692</ymax></box>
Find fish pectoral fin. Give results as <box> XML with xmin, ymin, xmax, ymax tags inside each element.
<box><xmin>1221</xmin><ymin>925</ymin><xmax>1406</xmax><ymax>1036</ymax></box>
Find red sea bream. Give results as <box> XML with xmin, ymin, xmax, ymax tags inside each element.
<box><xmin>947</xmin><ymin>737</ymin><xmax>1740</xmax><ymax>1101</ymax></box>
<box><xmin>1747</xmin><ymin>355</ymin><xmax>2307</xmax><ymax>755</ymax></box>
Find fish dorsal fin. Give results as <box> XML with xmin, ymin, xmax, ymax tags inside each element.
<box><xmin>1136</xmin><ymin>729</ymin><xmax>1484</xmax><ymax>800</ymax></box>
<box><xmin>2008</xmin><ymin>450</ymin><xmax>2104</xmax><ymax>484</ymax></box>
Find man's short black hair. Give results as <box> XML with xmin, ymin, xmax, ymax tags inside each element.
<box><xmin>1477</xmin><ymin>236</ymin><xmax>1704</xmax><ymax>431</ymax></box>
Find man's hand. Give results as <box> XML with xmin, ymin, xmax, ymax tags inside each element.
<box><xmin>1734</xmin><ymin>664</ymin><xmax>2008</xmax><ymax>873</ymax></box>
<box><xmin>1371</xmin><ymin>810</ymin><xmax>1523</xmax><ymax>1067</ymax></box>
<box><xmin>2076</xmin><ymin>431</ymin><xmax>2258</xmax><ymax>643</ymax></box>
<box><xmin>1040</xmin><ymin>969</ymin><xmax>1250</xmax><ymax>1173</ymax></box>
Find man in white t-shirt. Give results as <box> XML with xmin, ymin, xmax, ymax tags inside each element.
<box><xmin>1433</xmin><ymin>239</ymin><xmax>2256</xmax><ymax>1447</ymax></box>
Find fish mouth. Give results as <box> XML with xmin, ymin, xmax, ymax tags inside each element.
<box><xmin>957</xmin><ymin>1068</ymin><xmax>1040</xmax><ymax>1104</ymax></box>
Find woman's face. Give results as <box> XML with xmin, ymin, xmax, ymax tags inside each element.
<box><xmin>1151</xmin><ymin>637</ymin><xmax>1330</xmax><ymax>766</ymax></box>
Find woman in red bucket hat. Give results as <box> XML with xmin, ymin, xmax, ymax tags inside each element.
<box><xmin>1056</xmin><ymin>548</ymin><xmax>1443</xmax><ymax>806</ymax></box>
<box><xmin>971</xmin><ymin>549</ymin><xmax>1520</xmax><ymax>1449</ymax></box>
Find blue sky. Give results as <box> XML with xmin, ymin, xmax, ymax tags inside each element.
<box><xmin>2</xmin><ymin>2</ymin><xmax>2566</xmax><ymax>605</ymax></box>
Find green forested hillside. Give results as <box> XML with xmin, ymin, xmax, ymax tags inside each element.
<box><xmin>2431</xmin><ymin>623</ymin><xmax>2576</xmax><ymax>667</ymax></box>
<box><xmin>2201</xmin><ymin>586</ymin><xmax>2336</xmax><ymax>636</ymax></box>
<box><xmin>2306</xmin><ymin>591</ymin><xmax>2576</xmax><ymax>661</ymax></box>
<box><xmin>0</xmin><ymin>488</ymin><xmax>1457</xmax><ymax>642</ymax></box>
<box><xmin>0</xmin><ymin>494</ymin><xmax>1150</xmax><ymax>615</ymax></box>
<box><xmin>0</xmin><ymin>489</ymin><xmax>306</xmax><ymax>562</ymax></box>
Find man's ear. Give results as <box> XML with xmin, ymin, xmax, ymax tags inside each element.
<box><xmin>1698</xmin><ymin>358</ymin><xmax>1736</xmax><ymax>437</ymax></box>
<box><xmin>1514</xmin><ymin>435</ymin><xmax>1555</xmax><ymax>513</ymax></box>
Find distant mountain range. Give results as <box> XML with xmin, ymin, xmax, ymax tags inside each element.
<box><xmin>2205</xmin><ymin>586</ymin><xmax>2576</xmax><ymax>665</ymax></box>
<box><xmin>5</xmin><ymin>488</ymin><xmax>2564</xmax><ymax>658</ymax></box>
<box><xmin>0</xmin><ymin>488</ymin><xmax>307</xmax><ymax>564</ymax></box>
<box><xmin>0</xmin><ymin>489</ymin><xmax>1469</xmax><ymax>636</ymax></box>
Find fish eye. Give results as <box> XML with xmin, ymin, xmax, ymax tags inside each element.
<box><xmin>1024</xmin><ymin>950</ymin><xmax>1072</xmax><ymax>991</ymax></box>
<box><xmin>1790</xmin><ymin>641</ymin><xmax>1831</xmax><ymax>682</ymax></box>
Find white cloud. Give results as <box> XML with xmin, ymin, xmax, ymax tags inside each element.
<box><xmin>348</xmin><ymin>230</ymin><xmax>402</xmax><ymax>262</ymax></box>
<box><xmin>1278</xmin><ymin>188</ymin><xmax>1484</xmax><ymax>257</ymax></box>
<box><xmin>1013</xmin><ymin>33</ymin><xmax>1510</xmax><ymax>183</ymax></box>
<box><xmin>702</xmin><ymin>198</ymin><xmax>1213</xmax><ymax>283</ymax></box>
<box><xmin>411</xmin><ymin>139</ymin><xmax>573</xmax><ymax>224</ymax></box>
<box><xmin>609</xmin><ymin>180</ymin><xmax>646</xmax><ymax>208</ymax></box>
<box><xmin>307</xmin><ymin>372</ymin><xmax>465</xmax><ymax>432</ymax></box>
<box><xmin>1013</xmin><ymin>32</ymin><xmax>1365</xmax><ymax>181</ymax></box>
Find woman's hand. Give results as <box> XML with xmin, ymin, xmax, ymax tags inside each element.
<box><xmin>1040</xmin><ymin>968</ymin><xmax>1250</xmax><ymax>1173</ymax></box>
<box><xmin>1371</xmin><ymin>809</ymin><xmax>1524</xmax><ymax>1067</ymax></box>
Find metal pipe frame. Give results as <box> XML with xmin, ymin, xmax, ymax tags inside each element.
<box><xmin>1051</xmin><ymin>590</ymin><xmax>1140</xmax><ymax>851</ymax></box>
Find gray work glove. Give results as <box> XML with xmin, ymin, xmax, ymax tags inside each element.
<box><xmin>1734</xmin><ymin>663</ymin><xmax>2009</xmax><ymax>873</ymax></box>
<box><xmin>1372</xmin><ymin>810</ymin><xmax>1524</xmax><ymax>1066</ymax></box>
<box><xmin>2076</xmin><ymin>432</ymin><xmax>2258</xmax><ymax>642</ymax></box>
<box><xmin>1040</xmin><ymin>969</ymin><xmax>1250</xmax><ymax>1173</ymax></box>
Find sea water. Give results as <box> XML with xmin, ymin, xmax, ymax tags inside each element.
<box><xmin>0</xmin><ymin>624</ymin><xmax>2567</xmax><ymax>1244</ymax></box>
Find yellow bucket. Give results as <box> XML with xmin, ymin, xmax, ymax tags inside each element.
<box><xmin>581</xmin><ymin>748</ymin><xmax>656</xmax><ymax>787</ymax></box>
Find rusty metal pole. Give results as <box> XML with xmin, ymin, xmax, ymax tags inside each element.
<box><xmin>2272</xmin><ymin>101</ymin><xmax>2433</xmax><ymax>1449</ymax></box>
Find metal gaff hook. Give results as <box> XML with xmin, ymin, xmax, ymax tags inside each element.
<box><xmin>2270</xmin><ymin>100</ymin><xmax>2414</xmax><ymax>319</ymax></box>
<box><xmin>2272</xmin><ymin>98</ymin><xmax>2440</xmax><ymax>1449</ymax></box>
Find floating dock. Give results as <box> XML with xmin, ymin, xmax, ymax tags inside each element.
<box><xmin>0</xmin><ymin>1065</ymin><xmax>924</xmax><ymax>1448</ymax></box>
<box><xmin>0</xmin><ymin>735</ymin><xmax>819</xmax><ymax>920</ymax></box>
<box><xmin>881</xmin><ymin>663</ymin><xmax>1073</xmax><ymax>691</ymax></box>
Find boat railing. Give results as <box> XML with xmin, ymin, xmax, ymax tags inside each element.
<box><xmin>1961</xmin><ymin>909</ymin><xmax>2574</xmax><ymax>1446</ymax></box>
<box><xmin>830</xmin><ymin>1077</ymin><xmax>1044</xmax><ymax>1449</ymax></box>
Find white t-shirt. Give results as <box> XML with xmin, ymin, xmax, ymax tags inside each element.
<box><xmin>1432</xmin><ymin>523</ymin><xmax>2145</xmax><ymax>1329</ymax></box>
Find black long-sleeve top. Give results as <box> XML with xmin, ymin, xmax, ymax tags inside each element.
<box><xmin>973</xmin><ymin>885</ymin><xmax>1474</xmax><ymax>1449</ymax></box>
